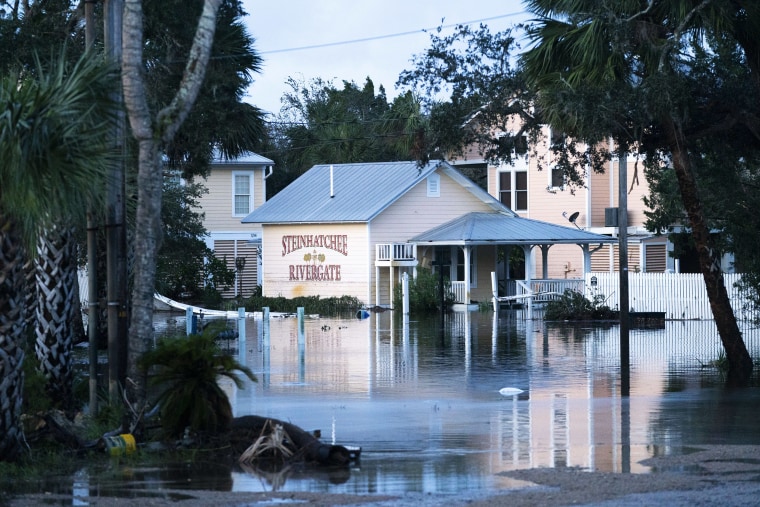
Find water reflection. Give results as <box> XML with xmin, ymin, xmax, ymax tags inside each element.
<box><xmin>217</xmin><ymin>310</ymin><xmax>760</xmax><ymax>495</ymax></box>
<box><xmin>27</xmin><ymin>310</ymin><xmax>760</xmax><ymax>499</ymax></box>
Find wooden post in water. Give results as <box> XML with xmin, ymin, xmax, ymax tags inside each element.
<box><xmin>186</xmin><ymin>307</ymin><xmax>193</xmax><ymax>336</ymax></box>
<box><xmin>237</xmin><ymin>307</ymin><xmax>246</xmax><ymax>364</ymax></box>
<box><xmin>491</xmin><ymin>271</ymin><xmax>498</xmax><ymax>312</ymax></box>
<box><xmin>402</xmin><ymin>272</ymin><xmax>410</xmax><ymax>315</ymax></box>
<box><xmin>262</xmin><ymin>307</ymin><xmax>270</xmax><ymax>386</ymax></box>
<box><xmin>297</xmin><ymin>307</ymin><xmax>305</xmax><ymax>382</ymax></box>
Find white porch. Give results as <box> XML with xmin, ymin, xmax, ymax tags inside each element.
<box><xmin>375</xmin><ymin>242</ymin><xmax>418</xmax><ymax>307</ymax></box>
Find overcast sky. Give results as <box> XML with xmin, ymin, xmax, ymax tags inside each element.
<box><xmin>240</xmin><ymin>1</ymin><xmax>530</xmax><ymax>115</ymax></box>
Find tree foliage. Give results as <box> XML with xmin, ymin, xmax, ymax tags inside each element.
<box><xmin>0</xmin><ymin>50</ymin><xmax>119</xmax><ymax>461</ymax></box>
<box><xmin>397</xmin><ymin>3</ymin><xmax>760</xmax><ymax>383</ymax></box>
<box><xmin>156</xmin><ymin>179</ymin><xmax>235</xmax><ymax>301</ymax></box>
<box><xmin>266</xmin><ymin>77</ymin><xmax>426</xmax><ymax>196</ymax></box>
<box><xmin>520</xmin><ymin>0</ymin><xmax>759</xmax><ymax>384</ymax></box>
<box><xmin>143</xmin><ymin>0</ymin><xmax>267</xmax><ymax>177</ymax></box>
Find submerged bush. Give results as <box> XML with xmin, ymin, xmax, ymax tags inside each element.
<box><xmin>242</xmin><ymin>293</ymin><xmax>362</xmax><ymax>317</ymax></box>
<box><xmin>544</xmin><ymin>290</ymin><xmax>615</xmax><ymax>321</ymax></box>
<box><xmin>393</xmin><ymin>268</ymin><xmax>456</xmax><ymax>314</ymax></box>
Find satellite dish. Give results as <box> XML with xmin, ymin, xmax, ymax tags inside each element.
<box><xmin>567</xmin><ymin>211</ymin><xmax>581</xmax><ymax>229</ymax></box>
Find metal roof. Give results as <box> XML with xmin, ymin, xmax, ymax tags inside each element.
<box><xmin>410</xmin><ymin>212</ymin><xmax>617</xmax><ymax>245</ymax></box>
<box><xmin>211</xmin><ymin>149</ymin><xmax>273</xmax><ymax>165</ymax></box>
<box><xmin>242</xmin><ymin>160</ymin><xmax>512</xmax><ymax>224</ymax></box>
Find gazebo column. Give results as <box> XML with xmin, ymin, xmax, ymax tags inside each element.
<box><xmin>463</xmin><ymin>245</ymin><xmax>471</xmax><ymax>305</ymax></box>
<box><xmin>581</xmin><ymin>244</ymin><xmax>591</xmax><ymax>275</ymax></box>
<box><xmin>539</xmin><ymin>244</ymin><xmax>550</xmax><ymax>279</ymax></box>
<box><xmin>523</xmin><ymin>245</ymin><xmax>534</xmax><ymax>318</ymax></box>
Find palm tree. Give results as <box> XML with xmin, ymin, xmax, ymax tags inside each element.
<box><xmin>35</xmin><ymin>223</ymin><xmax>80</xmax><ymax>411</ymax></box>
<box><xmin>521</xmin><ymin>0</ymin><xmax>758</xmax><ymax>384</ymax></box>
<box><xmin>0</xmin><ymin>52</ymin><xmax>118</xmax><ymax>461</ymax></box>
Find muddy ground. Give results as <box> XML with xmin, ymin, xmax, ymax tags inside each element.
<box><xmin>7</xmin><ymin>444</ymin><xmax>760</xmax><ymax>506</ymax></box>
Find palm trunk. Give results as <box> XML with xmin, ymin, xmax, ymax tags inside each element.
<box><xmin>0</xmin><ymin>215</ymin><xmax>27</xmax><ymax>461</ymax></box>
<box><xmin>666</xmin><ymin>118</ymin><xmax>753</xmax><ymax>385</ymax></box>
<box><xmin>35</xmin><ymin>224</ymin><xmax>77</xmax><ymax>411</ymax></box>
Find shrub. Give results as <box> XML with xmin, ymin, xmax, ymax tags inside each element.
<box><xmin>139</xmin><ymin>325</ymin><xmax>256</xmax><ymax>438</ymax></box>
<box><xmin>242</xmin><ymin>293</ymin><xmax>362</xmax><ymax>317</ymax></box>
<box><xmin>393</xmin><ymin>268</ymin><xmax>456</xmax><ymax>314</ymax></box>
<box><xmin>544</xmin><ymin>290</ymin><xmax>615</xmax><ymax>321</ymax></box>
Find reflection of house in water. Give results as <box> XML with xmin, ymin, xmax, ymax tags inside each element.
<box><xmin>226</xmin><ymin>312</ymin><xmax>757</xmax><ymax>478</ymax></box>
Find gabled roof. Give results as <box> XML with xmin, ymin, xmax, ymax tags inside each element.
<box><xmin>242</xmin><ymin>160</ymin><xmax>513</xmax><ymax>224</ymax></box>
<box><xmin>410</xmin><ymin>212</ymin><xmax>616</xmax><ymax>245</ymax></box>
<box><xmin>211</xmin><ymin>149</ymin><xmax>273</xmax><ymax>165</ymax></box>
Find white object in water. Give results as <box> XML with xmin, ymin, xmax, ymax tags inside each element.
<box><xmin>499</xmin><ymin>387</ymin><xmax>524</xmax><ymax>396</ymax></box>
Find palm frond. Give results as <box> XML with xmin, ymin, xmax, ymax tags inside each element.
<box><xmin>0</xmin><ymin>49</ymin><xmax>120</xmax><ymax>251</ymax></box>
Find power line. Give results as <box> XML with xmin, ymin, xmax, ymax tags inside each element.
<box><xmin>259</xmin><ymin>12</ymin><xmax>528</xmax><ymax>55</ymax></box>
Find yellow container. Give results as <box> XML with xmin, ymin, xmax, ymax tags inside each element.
<box><xmin>104</xmin><ymin>434</ymin><xmax>136</xmax><ymax>456</ymax></box>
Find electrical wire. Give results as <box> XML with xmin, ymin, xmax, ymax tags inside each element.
<box><xmin>259</xmin><ymin>11</ymin><xmax>528</xmax><ymax>55</ymax></box>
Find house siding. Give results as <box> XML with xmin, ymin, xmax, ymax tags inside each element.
<box><xmin>211</xmin><ymin>239</ymin><xmax>259</xmax><ymax>298</ymax></box>
<box><xmin>192</xmin><ymin>155</ymin><xmax>271</xmax><ymax>298</ymax></box>
<box><xmin>370</xmin><ymin>169</ymin><xmax>498</xmax><ymax>304</ymax></box>
<box><xmin>198</xmin><ymin>164</ymin><xmax>266</xmax><ymax>232</ymax></box>
<box><xmin>483</xmin><ymin>128</ymin><xmax>654</xmax><ymax>279</ymax></box>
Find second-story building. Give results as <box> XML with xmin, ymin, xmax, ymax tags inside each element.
<box><xmin>451</xmin><ymin>123</ymin><xmax>735</xmax><ymax>280</ymax></box>
<box><xmin>194</xmin><ymin>150</ymin><xmax>274</xmax><ymax>298</ymax></box>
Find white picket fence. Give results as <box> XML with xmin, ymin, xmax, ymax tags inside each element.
<box><xmin>584</xmin><ymin>272</ymin><xmax>754</xmax><ymax>321</ymax></box>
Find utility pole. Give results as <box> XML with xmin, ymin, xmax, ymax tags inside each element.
<box><xmin>84</xmin><ymin>0</ymin><xmax>99</xmax><ymax>417</ymax></box>
<box><xmin>618</xmin><ymin>152</ymin><xmax>630</xmax><ymax>396</ymax></box>
<box><xmin>104</xmin><ymin>0</ymin><xmax>129</xmax><ymax>404</ymax></box>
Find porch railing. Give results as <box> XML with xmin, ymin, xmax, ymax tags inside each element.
<box><xmin>450</xmin><ymin>281</ymin><xmax>466</xmax><ymax>304</ymax></box>
<box><xmin>376</xmin><ymin>242</ymin><xmax>416</xmax><ymax>262</ymax></box>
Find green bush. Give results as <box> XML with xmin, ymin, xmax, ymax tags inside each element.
<box><xmin>139</xmin><ymin>325</ymin><xmax>256</xmax><ymax>438</ymax></box>
<box><xmin>242</xmin><ymin>293</ymin><xmax>362</xmax><ymax>317</ymax></box>
<box><xmin>392</xmin><ymin>268</ymin><xmax>456</xmax><ymax>314</ymax></box>
<box><xmin>544</xmin><ymin>290</ymin><xmax>616</xmax><ymax>321</ymax></box>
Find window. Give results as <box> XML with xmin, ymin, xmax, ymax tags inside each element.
<box><xmin>499</xmin><ymin>170</ymin><xmax>528</xmax><ymax>211</ymax></box>
<box><xmin>550</xmin><ymin>165</ymin><xmax>564</xmax><ymax>189</ymax></box>
<box><xmin>549</xmin><ymin>128</ymin><xmax>566</xmax><ymax>190</ymax></box>
<box><xmin>233</xmin><ymin>172</ymin><xmax>253</xmax><ymax>216</ymax></box>
<box><xmin>427</xmin><ymin>173</ymin><xmax>440</xmax><ymax>197</ymax></box>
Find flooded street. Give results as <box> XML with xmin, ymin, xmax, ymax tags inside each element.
<box><xmin>217</xmin><ymin>310</ymin><xmax>760</xmax><ymax>495</ymax></box>
<box><xmin>9</xmin><ymin>310</ymin><xmax>760</xmax><ymax>502</ymax></box>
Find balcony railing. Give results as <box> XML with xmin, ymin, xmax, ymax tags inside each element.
<box><xmin>376</xmin><ymin>243</ymin><xmax>416</xmax><ymax>263</ymax></box>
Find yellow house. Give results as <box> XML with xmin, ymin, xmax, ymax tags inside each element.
<box><xmin>242</xmin><ymin>160</ymin><xmax>614</xmax><ymax>307</ymax></box>
<box><xmin>452</xmin><ymin>125</ymin><xmax>737</xmax><ymax>278</ymax></box>
<box><xmin>194</xmin><ymin>150</ymin><xmax>273</xmax><ymax>298</ymax></box>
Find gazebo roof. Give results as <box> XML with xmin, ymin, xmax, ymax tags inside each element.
<box><xmin>410</xmin><ymin>212</ymin><xmax>616</xmax><ymax>246</ymax></box>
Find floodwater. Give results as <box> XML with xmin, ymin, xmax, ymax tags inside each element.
<box><xmin>12</xmin><ymin>310</ymin><xmax>760</xmax><ymax>500</ymax></box>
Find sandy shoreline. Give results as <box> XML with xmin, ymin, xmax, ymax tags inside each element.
<box><xmin>8</xmin><ymin>445</ymin><xmax>760</xmax><ymax>506</ymax></box>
